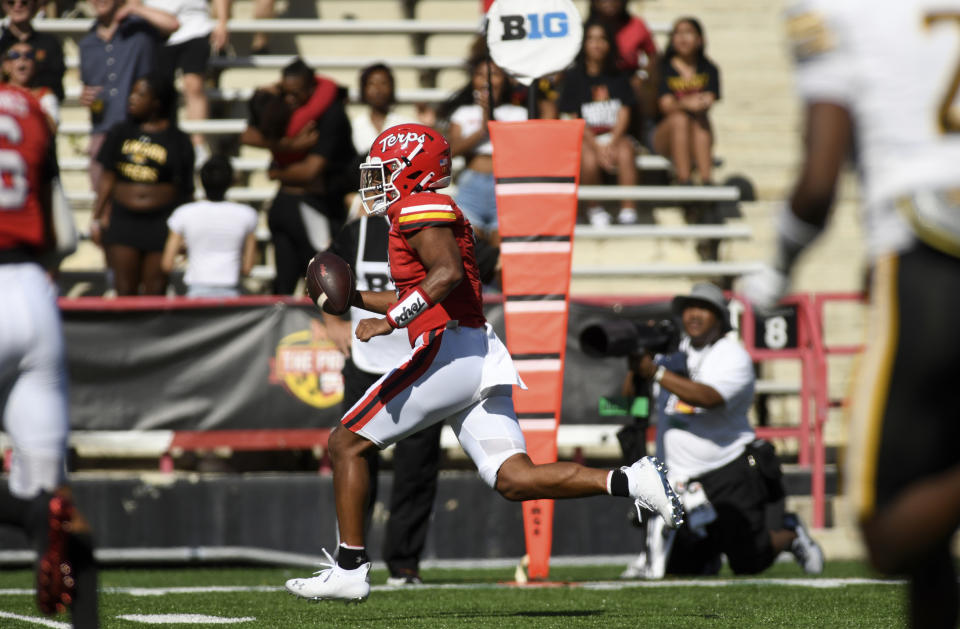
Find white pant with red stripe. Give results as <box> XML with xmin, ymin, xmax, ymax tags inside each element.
<box><xmin>0</xmin><ymin>263</ymin><xmax>69</xmax><ymax>498</ymax></box>
<box><xmin>342</xmin><ymin>322</ymin><xmax>527</xmax><ymax>487</ymax></box>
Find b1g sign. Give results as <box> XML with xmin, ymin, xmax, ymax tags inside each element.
<box><xmin>728</xmin><ymin>298</ymin><xmax>799</xmax><ymax>350</ymax></box>
<box><xmin>486</xmin><ymin>0</ymin><xmax>583</xmax><ymax>85</ymax></box>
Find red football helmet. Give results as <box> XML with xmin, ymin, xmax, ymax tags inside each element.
<box><xmin>359</xmin><ymin>123</ymin><xmax>452</xmax><ymax>215</ymax></box>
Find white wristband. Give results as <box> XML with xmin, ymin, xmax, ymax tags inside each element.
<box><xmin>653</xmin><ymin>366</ymin><xmax>666</xmax><ymax>383</ymax></box>
<box><xmin>386</xmin><ymin>287</ymin><xmax>433</xmax><ymax>328</ymax></box>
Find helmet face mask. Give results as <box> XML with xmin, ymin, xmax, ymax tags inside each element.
<box><xmin>359</xmin><ymin>156</ymin><xmax>402</xmax><ymax>216</ymax></box>
<box><xmin>358</xmin><ymin>123</ymin><xmax>452</xmax><ymax>216</ymax></box>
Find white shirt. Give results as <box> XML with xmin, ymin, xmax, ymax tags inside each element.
<box><xmin>350</xmin><ymin>111</ymin><xmax>410</xmax><ymax>157</ymax></box>
<box><xmin>658</xmin><ymin>334</ymin><xmax>756</xmax><ymax>480</ymax></box>
<box><xmin>167</xmin><ymin>200</ymin><xmax>258</xmax><ymax>287</ymax></box>
<box><xmin>449</xmin><ymin>103</ymin><xmax>528</xmax><ymax>155</ymax></box>
<box><xmin>788</xmin><ymin>0</ymin><xmax>960</xmax><ymax>259</ymax></box>
<box><xmin>145</xmin><ymin>0</ymin><xmax>213</xmax><ymax>46</ymax></box>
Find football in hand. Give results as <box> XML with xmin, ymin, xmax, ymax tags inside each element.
<box><xmin>305</xmin><ymin>251</ymin><xmax>356</xmax><ymax>315</ymax></box>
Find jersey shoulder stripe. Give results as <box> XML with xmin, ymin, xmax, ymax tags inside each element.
<box><xmin>398</xmin><ymin>210</ymin><xmax>457</xmax><ymax>224</ymax></box>
<box><xmin>400</xmin><ymin>203</ymin><xmax>454</xmax><ymax>214</ymax></box>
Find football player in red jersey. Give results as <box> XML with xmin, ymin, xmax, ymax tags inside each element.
<box><xmin>0</xmin><ymin>84</ymin><xmax>98</xmax><ymax>627</ymax></box>
<box><xmin>285</xmin><ymin>123</ymin><xmax>684</xmax><ymax>603</ymax></box>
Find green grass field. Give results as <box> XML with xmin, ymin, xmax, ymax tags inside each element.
<box><xmin>0</xmin><ymin>560</ymin><xmax>906</xmax><ymax>628</ymax></box>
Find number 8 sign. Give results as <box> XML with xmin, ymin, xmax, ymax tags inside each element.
<box><xmin>756</xmin><ymin>305</ymin><xmax>799</xmax><ymax>350</ymax></box>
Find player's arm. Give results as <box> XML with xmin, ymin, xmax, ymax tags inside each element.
<box><xmin>355</xmin><ymin>226</ymin><xmax>464</xmax><ymax>313</ymax></box>
<box><xmin>790</xmin><ymin>102</ymin><xmax>852</xmax><ymax>227</ymax></box>
<box><xmin>408</xmin><ymin>225</ymin><xmax>464</xmax><ymax>300</ymax></box>
<box><xmin>355</xmin><ymin>226</ymin><xmax>463</xmax><ymax>341</ymax></box>
<box><xmin>351</xmin><ymin>290</ymin><xmax>397</xmax><ymax>315</ymax></box>
<box><xmin>741</xmin><ymin>103</ymin><xmax>852</xmax><ymax>307</ymax></box>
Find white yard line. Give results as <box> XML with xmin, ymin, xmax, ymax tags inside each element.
<box><xmin>0</xmin><ymin>577</ymin><xmax>907</xmax><ymax>599</ymax></box>
<box><xmin>117</xmin><ymin>614</ymin><xmax>256</xmax><ymax>624</ymax></box>
<box><xmin>0</xmin><ymin>610</ymin><xmax>71</xmax><ymax>628</ymax></box>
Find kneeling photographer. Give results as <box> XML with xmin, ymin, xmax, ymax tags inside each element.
<box><xmin>621</xmin><ymin>283</ymin><xmax>823</xmax><ymax>578</ymax></box>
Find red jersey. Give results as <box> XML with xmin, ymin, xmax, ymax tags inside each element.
<box><xmin>0</xmin><ymin>85</ymin><xmax>52</xmax><ymax>253</ymax></box>
<box><xmin>386</xmin><ymin>192</ymin><xmax>486</xmax><ymax>344</ymax></box>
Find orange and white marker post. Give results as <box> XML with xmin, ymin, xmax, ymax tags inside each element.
<box><xmin>489</xmin><ymin>119</ymin><xmax>584</xmax><ymax>580</ymax></box>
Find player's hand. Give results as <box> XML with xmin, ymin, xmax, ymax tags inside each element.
<box><xmin>740</xmin><ymin>264</ymin><xmax>790</xmax><ymax>311</ymax></box>
<box><xmin>355</xmin><ymin>317</ymin><xmax>393</xmax><ymax>342</ymax></box>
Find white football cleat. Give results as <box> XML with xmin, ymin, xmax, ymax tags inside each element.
<box><xmin>624</xmin><ymin>456</ymin><xmax>685</xmax><ymax>528</ymax></box>
<box><xmin>285</xmin><ymin>549</ymin><xmax>371</xmax><ymax>603</ymax></box>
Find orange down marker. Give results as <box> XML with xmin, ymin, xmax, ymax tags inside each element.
<box><xmin>489</xmin><ymin>119</ymin><xmax>584</xmax><ymax>580</ymax></box>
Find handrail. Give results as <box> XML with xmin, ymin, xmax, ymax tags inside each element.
<box><xmin>57</xmin><ymin>154</ymin><xmax>684</xmax><ymax>174</ymax></box>
<box><xmin>35</xmin><ymin>17</ymin><xmax>670</xmax><ymax>36</ymax></box>
<box><xmin>62</xmin><ymin>184</ymin><xmax>741</xmax><ymax>205</ymax></box>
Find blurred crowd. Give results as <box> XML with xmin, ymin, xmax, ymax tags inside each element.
<box><xmin>0</xmin><ymin>0</ymin><xmax>726</xmax><ymax>297</ymax></box>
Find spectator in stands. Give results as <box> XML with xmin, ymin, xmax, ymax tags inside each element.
<box><xmin>0</xmin><ymin>0</ymin><xmax>65</xmax><ymax>102</ymax></box>
<box><xmin>350</xmin><ymin>63</ymin><xmax>407</xmax><ymax>160</ymax></box>
<box><xmin>587</xmin><ymin>0</ymin><xmax>659</xmax><ymax>146</ymax></box>
<box><xmin>619</xmin><ymin>283</ymin><xmax>823</xmax><ymax>579</ymax></box>
<box><xmin>652</xmin><ymin>17</ymin><xmax>720</xmax><ymax>187</ymax></box>
<box><xmin>558</xmin><ymin>19</ymin><xmax>641</xmax><ymax>226</ymax></box>
<box><xmin>240</xmin><ymin>58</ymin><xmax>356</xmax><ymax>295</ymax></box>
<box><xmin>347</xmin><ymin>63</ymin><xmax>436</xmax><ymax>221</ymax></box>
<box><xmin>441</xmin><ymin>56</ymin><xmax>527</xmax><ymax>249</ymax></box>
<box><xmin>143</xmin><ymin>0</ymin><xmax>232</xmax><ymax>162</ymax></box>
<box><xmin>2</xmin><ymin>41</ymin><xmax>58</xmax><ymax>130</ymax></box>
<box><xmin>324</xmin><ymin>215</ymin><xmax>443</xmax><ymax>586</ymax></box>
<box><xmin>91</xmin><ymin>73</ymin><xmax>195</xmax><ymax>295</ymax></box>
<box><xmin>161</xmin><ymin>155</ymin><xmax>257</xmax><ymax>297</ymax></box>
<box><xmin>79</xmin><ymin>0</ymin><xmax>179</xmax><ymax>194</ymax></box>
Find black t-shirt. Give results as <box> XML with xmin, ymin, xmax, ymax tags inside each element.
<box><xmin>96</xmin><ymin>120</ymin><xmax>195</xmax><ymax>201</ymax></box>
<box><xmin>557</xmin><ymin>69</ymin><xmax>636</xmax><ymax>135</ymax></box>
<box><xmin>0</xmin><ymin>29</ymin><xmax>65</xmax><ymax>101</ymax></box>
<box><xmin>657</xmin><ymin>56</ymin><xmax>721</xmax><ymax>102</ymax></box>
<box><xmin>310</xmin><ymin>99</ymin><xmax>358</xmax><ymax>201</ymax></box>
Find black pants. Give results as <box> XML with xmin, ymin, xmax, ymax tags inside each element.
<box><xmin>341</xmin><ymin>359</ymin><xmax>442</xmax><ymax>575</ymax></box>
<box><xmin>668</xmin><ymin>446</ymin><xmax>780</xmax><ymax>576</ymax></box>
<box><xmin>268</xmin><ymin>191</ymin><xmax>342</xmax><ymax>295</ymax></box>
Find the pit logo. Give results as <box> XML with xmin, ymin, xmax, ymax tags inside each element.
<box><xmin>269</xmin><ymin>320</ymin><xmax>344</xmax><ymax>408</ymax></box>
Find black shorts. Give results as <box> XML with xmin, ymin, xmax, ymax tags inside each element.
<box><xmin>668</xmin><ymin>448</ymin><xmax>777</xmax><ymax>576</ymax></box>
<box><xmin>156</xmin><ymin>36</ymin><xmax>211</xmax><ymax>79</ymax></box>
<box><xmin>849</xmin><ymin>242</ymin><xmax>960</xmax><ymax>520</ymax></box>
<box><xmin>103</xmin><ymin>201</ymin><xmax>174</xmax><ymax>252</ymax></box>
